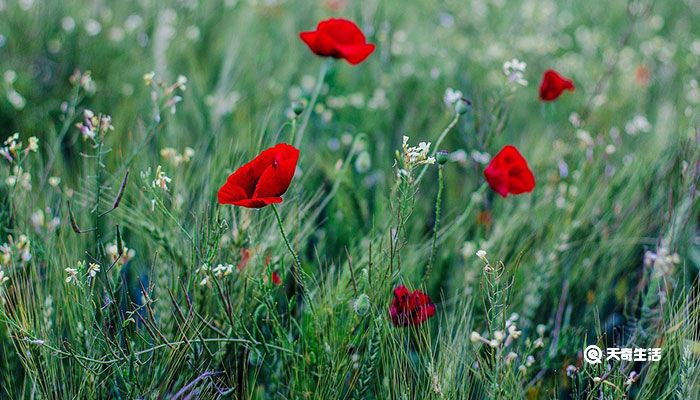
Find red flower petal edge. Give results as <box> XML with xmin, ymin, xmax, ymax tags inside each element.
<box><xmin>299</xmin><ymin>18</ymin><xmax>375</xmax><ymax>65</ymax></box>
<box><xmin>484</xmin><ymin>145</ymin><xmax>535</xmax><ymax>198</ymax></box>
<box><xmin>539</xmin><ymin>69</ymin><xmax>575</xmax><ymax>101</ymax></box>
<box><xmin>389</xmin><ymin>285</ymin><xmax>436</xmax><ymax>327</ymax></box>
<box><xmin>218</xmin><ymin>143</ymin><xmax>299</xmax><ymax>208</ymax></box>
<box><xmin>271</xmin><ymin>271</ymin><xmax>282</xmax><ymax>286</ymax></box>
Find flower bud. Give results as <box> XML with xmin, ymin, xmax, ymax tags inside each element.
<box><xmin>455</xmin><ymin>98</ymin><xmax>471</xmax><ymax>115</ymax></box>
<box><xmin>436</xmin><ymin>150</ymin><xmax>449</xmax><ymax>165</ymax></box>
<box><xmin>291</xmin><ymin>100</ymin><xmax>305</xmax><ymax>116</ymax></box>
<box><xmin>353</xmin><ymin>294</ymin><xmax>371</xmax><ymax>316</ymax></box>
<box><xmin>470</xmin><ymin>331</ymin><xmax>481</xmax><ymax>343</ymax></box>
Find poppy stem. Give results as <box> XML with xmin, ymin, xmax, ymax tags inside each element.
<box><xmin>271</xmin><ymin>204</ymin><xmax>308</xmax><ymax>304</ymax></box>
<box><xmin>294</xmin><ymin>60</ymin><xmax>330</xmax><ymax>148</ymax></box>
<box><xmin>414</xmin><ymin>112</ymin><xmax>460</xmax><ymax>185</ymax></box>
<box><xmin>423</xmin><ymin>165</ymin><xmax>444</xmax><ymax>285</ymax></box>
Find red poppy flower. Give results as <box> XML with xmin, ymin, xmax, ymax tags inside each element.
<box><xmin>389</xmin><ymin>285</ymin><xmax>436</xmax><ymax>327</ymax></box>
<box><xmin>299</xmin><ymin>18</ymin><xmax>375</xmax><ymax>65</ymax></box>
<box><xmin>236</xmin><ymin>248</ymin><xmax>251</xmax><ymax>270</ymax></box>
<box><xmin>218</xmin><ymin>143</ymin><xmax>299</xmax><ymax>208</ymax></box>
<box><xmin>538</xmin><ymin>69</ymin><xmax>575</xmax><ymax>101</ymax></box>
<box><xmin>484</xmin><ymin>145</ymin><xmax>535</xmax><ymax>198</ymax></box>
<box><xmin>271</xmin><ymin>271</ymin><xmax>282</xmax><ymax>286</ymax></box>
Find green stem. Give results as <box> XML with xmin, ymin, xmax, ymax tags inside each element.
<box><xmin>271</xmin><ymin>204</ymin><xmax>302</xmax><ymax>271</ymax></box>
<box><xmin>423</xmin><ymin>165</ymin><xmax>444</xmax><ymax>285</ymax></box>
<box><xmin>294</xmin><ymin>60</ymin><xmax>330</xmax><ymax>148</ymax></box>
<box><xmin>415</xmin><ymin>113</ymin><xmax>460</xmax><ymax>185</ymax></box>
<box><xmin>271</xmin><ymin>204</ymin><xmax>313</xmax><ymax>312</ymax></box>
<box><xmin>289</xmin><ymin>117</ymin><xmax>298</xmax><ymax>145</ymax></box>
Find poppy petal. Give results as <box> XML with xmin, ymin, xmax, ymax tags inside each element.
<box><xmin>299</xmin><ymin>18</ymin><xmax>374</xmax><ymax>65</ymax></box>
<box><xmin>218</xmin><ymin>182</ymin><xmax>249</xmax><ymax>204</ymax></box>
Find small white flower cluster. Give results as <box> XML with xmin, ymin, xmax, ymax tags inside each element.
<box><xmin>6</xmin><ymin>166</ymin><xmax>32</xmax><ymax>191</ymax></box>
<box><xmin>443</xmin><ymin>87</ymin><xmax>463</xmax><ymax>107</ymax></box>
<box><xmin>470</xmin><ymin>313</ymin><xmax>523</xmax><ymax>349</ymax></box>
<box><xmin>151</xmin><ymin>165</ymin><xmax>172</xmax><ymax>191</ymax></box>
<box><xmin>400</xmin><ymin>135</ymin><xmax>435</xmax><ymax>172</ymax></box>
<box><xmin>502</xmin><ymin>58</ymin><xmax>528</xmax><ymax>87</ymax></box>
<box><xmin>65</xmin><ymin>260</ymin><xmax>101</xmax><ymax>285</ymax></box>
<box><xmin>1</xmin><ymin>132</ymin><xmax>38</xmax><ymax>163</ymax></box>
<box><xmin>624</xmin><ymin>114</ymin><xmax>651</xmax><ymax>136</ymax></box>
<box><xmin>144</xmin><ymin>73</ymin><xmax>188</xmax><ymax>115</ymax></box>
<box><xmin>197</xmin><ymin>262</ymin><xmax>238</xmax><ymax>286</ymax></box>
<box><xmin>69</xmin><ymin>70</ymin><xmax>96</xmax><ymax>94</ymax></box>
<box><xmin>0</xmin><ymin>269</ymin><xmax>9</xmax><ymax>286</ymax></box>
<box><xmin>106</xmin><ymin>241</ymin><xmax>135</xmax><ymax>267</ymax></box>
<box><xmin>471</xmin><ymin>314</ymin><xmax>546</xmax><ymax>373</ymax></box>
<box><xmin>65</xmin><ymin>265</ymin><xmax>79</xmax><ymax>284</ymax></box>
<box><xmin>212</xmin><ymin>263</ymin><xmax>236</xmax><ymax>278</ymax></box>
<box><xmin>160</xmin><ymin>147</ymin><xmax>194</xmax><ymax>166</ymax></box>
<box><xmin>4</xmin><ymin>70</ymin><xmax>27</xmax><ymax>110</ymax></box>
<box><xmin>30</xmin><ymin>208</ymin><xmax>61</xmax><ymax>233</ymax></box>
<box><xmin>644</xmin><ymin>243</ymin><xmax>680</xmax><ymax>277</ymax></box>
<box><xmin>1</xmin><ymin>234</ymin><xmax>32</xmax><ymax>267</ymax></box>
<box><xmin>76</xmin><ymin>109</ymin><xmax>114</xmax><ymax>142</ymax></box>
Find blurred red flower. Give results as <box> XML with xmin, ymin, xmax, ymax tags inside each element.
<box><xmin>299</xmin><ymin>18</ymin><xmax>375</xmax><ymax>65</ymax></box>
<box><xmin>271</xmin><ymin>271</ymin><xmax>282</xmax><ymax>286</ymax></box>
<box><xmin>389</xmin><ymin>285</ymin><xmax>436</xmax><ymax>327</ymax></box>
<box><xmin>237</xmin><ymin>248</ymin><xmax>251</xmax><ymax>270</ymax></box>
<box><xmin>218</xmin><ymin>143</ymin><xmax>299</xmax><ymax>208</ymax></box>
<box><xmin>538</xmin><ymin>69</ymin><xmax>575</xmax><ymax>101</ymax></box>
<box><xmin>484</xmin><ymin>145</ymin><xmax>535</xmax><ymax>197</ymax></box>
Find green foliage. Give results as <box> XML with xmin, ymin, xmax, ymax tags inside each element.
<box><xmin>1</xmin><ymin>0</ymin><xmax>699</xmax><ymax>399</ymax></box>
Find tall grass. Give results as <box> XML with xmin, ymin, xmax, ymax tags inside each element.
<box><xmin>1</xmin><ymin>0</ymin><xmax>699</xmax><ymax>398</ymax></box>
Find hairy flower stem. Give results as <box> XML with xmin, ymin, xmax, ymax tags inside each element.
<box><xmin>271</xmin><ymin>204</ymin><xmax>313</xmax><ymax>312</ymax></box>
<box><xmin>423</xmin><ymin>165</ymin><xmax>444</xmax><ymax>285</ymax></box>
<box><xmin>415</xmin><ymin>112</ymin><xmax>460</xmax><ymax>185</ymax></box>
<box><xmin>294</xmin><ymin>60</ymin><xmax>330</xmax><ymax>148</ymax></box>
<box><xmin>289</xmin><ymin>117</ymin><xmax>298</xmax><ymax>145</ymax></box>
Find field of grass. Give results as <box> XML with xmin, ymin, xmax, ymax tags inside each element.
<box><xmin>1</xmin><ymin>0</ymin><xmax>699</xmax><ymax>398</ymax></box>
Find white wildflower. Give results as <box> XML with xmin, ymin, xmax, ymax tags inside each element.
<box><xmin>443</xmin><ymin>88</ymin><xmax>463</xmax><ymax>107</ymax></box>
<box><xmin>470</xmin><ymin>331</ymin><xmax>482</xmax><ymax>343</ymax></box>
<box><xmin>401</xmin><ymin>136</ymin><xmax>435</xmax><ymax>169</ymax></box>
<box><xmin>503</xmin><ymin>58</ymin><xmax>528</xmax><ymax>86</ymax></box>
<box><xmin>494</xmin><ymin>330</ymin><xmax>505</xmax><ymax>343</ymax></box>
<box><xmin>526</xmin><ymin>355</ymin><xmax>535</xmax><ymax>367</ymax></box>
<box><xmin>0</xmin><ymin>270</ymin><xmax>8</xmax><ymax>284</ymax></box>
<box><xmin>87</xmin><ymin>263</ymin><xmax>100</xmax><ymax>278</ymax></box>
<box><xmin>48</xmin><ymin>177</ymin><xmax>61</xmax><ymax>187</ymax></box>
<box><xmin>624</xmin><ymin>115</ymin><xmax>651</xmax><ymax>135</ymax></box>
<box><xmin>6</xmin><ymin>166</ymin><xmax>32</xmax><ymax>190</ymax></box>
<box><xmin>65</xmin><ymin>267</ymin><xmax>79</xmax><ymax>284</ymax></box>
<box><xmin>212</xmin><ymin>263</ymin><xmax>235</xmax><ymax>278</ymax></box>
<box><xmin>152</xmin><ymin>165</ymin><xmax>172</xmax><ymax>191</ymax></box>
<box><xmin>26</xmin><ymin>136</ymin><xmax>39</xmax><ymax>152</ymax></box>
